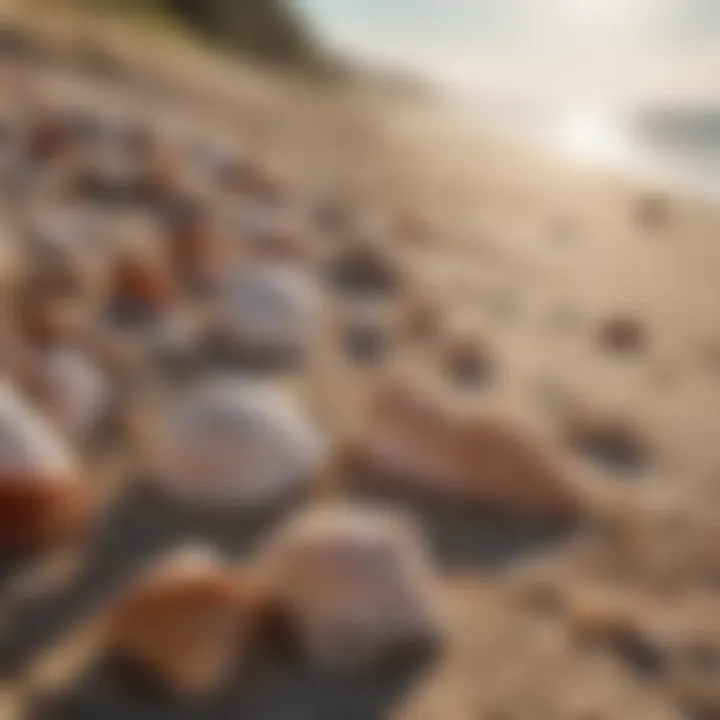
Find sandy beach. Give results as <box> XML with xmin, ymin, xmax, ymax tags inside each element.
<box><xmin>0</xmin><ymin>11</ymin><xmax>718</xmax><ymax>720</ymax></box>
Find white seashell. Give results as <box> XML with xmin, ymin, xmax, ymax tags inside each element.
<box><xmin>0</xmin><ymin>381</ymin><xmax>90</xmax><ymax>549</ymax></box>
<box><xmin>155</xmin><ymin>379</ymin><xmax>323</xmax><ymax>509</ymax></box>
<box><xmin>39</xmin><ymin>348</ymin><xmax>108</xmax><ymax>441</ymax></box>
<box><xmin>261</xmin><ymin>504</ymin><xmax>445</xmax><ymax>669</ymax></box>
<box><xmin>0</xmin><ymin>379</ymin><xmax>77</xmax><ymax>481</ymax></box>
<box><xmin>218</xmin><ymin>265</ymin><xmax>319</xmax><ymax>356</ymax></box>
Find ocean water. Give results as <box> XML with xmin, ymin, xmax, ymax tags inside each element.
<box><xmin>297</xmin><ymin>0</ymin><xmax>720</xmax><ymax>195</ymax></box>
<box><xmin>546</xmin><ymin>103</ymin><xmax>720</xmax><ymax>194</ymax></box>
<box><xmin>475</xmin><ymin>100</ymin><xmax>720</xmax><ymax>195</ymax></box>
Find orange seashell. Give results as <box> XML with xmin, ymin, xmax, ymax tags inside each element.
<box><xmin>105</xmin><ymin>548</ymin><xmax>260</xmax><ymax>697</ymax></box>
<box><xmin>354</xmin><ymin>378</ymin><xmax>581</xmax><ymax>520</ymax></box>
<box><xmin>112</xmin><ymin>254</ymin><xmax>174</xmax><ymax>308</ymax></box>
<box><xmin>0</xmin><ymin>472</ymin><xmax>92</xmax><ymax>551</ymax></box>
<box><xmin>0</xmin><ymin>381</ymin><xmax>93</xmax><ymax>551</ymax></box>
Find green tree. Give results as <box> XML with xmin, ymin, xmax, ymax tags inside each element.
<box><xmin>164</xmin><ymin>0</ymin><xmax>323</xmax><ymax>67</ymax></box>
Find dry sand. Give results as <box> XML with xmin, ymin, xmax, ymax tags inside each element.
<box><xmin>0</xmin><ymin>14</ymin><xmax>717</xmax><ymax>720</ymax></box>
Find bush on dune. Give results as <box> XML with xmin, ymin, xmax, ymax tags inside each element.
<box><xmin>165</xmin><ymin>0</ymin><xmax>324</xmax><ymax>68</ymax></box>
<box><xmin>41</xmin><ymin>0</ymin><xmax>328</xmax><ymax>69</ymax></box>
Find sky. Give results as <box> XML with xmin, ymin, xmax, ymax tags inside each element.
<box><xmin>296</xmin><ymin>0</ymin><xmax>720</xmax><ymax>103</ymax></box>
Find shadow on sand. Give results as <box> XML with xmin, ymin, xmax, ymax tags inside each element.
<box><xmin>4</xmin><ymin>473</ymin><xmax>573</xmax><ymax>719</ymax></box>
<box><xmin>35</xmin><ymin>642</ymin><xmax>435</xmax><ymax>720</ymax></box>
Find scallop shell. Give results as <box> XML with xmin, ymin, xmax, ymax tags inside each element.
<box><xmin>105</xmin><ymin>545</ymin><xmax>259</xmax><ymax>697</ymax></box>
<box><xmin>217</xmin><ymin>265</ymin><xmax>320</xmax><ymax>357</ymax></box>
<box><xmin>260</xmin><ymin>504</ymin><xmax>445</xmax><ymax>670</ymax></box>
<box><xmin>39</xmin><ymin>347</ymin><xmax>108</xmax><ymax>441</ymax></box>
<box><xmin>154</xmin><ymin>379</ymin><xmax>324</xmax><ymax>509</ymax></box>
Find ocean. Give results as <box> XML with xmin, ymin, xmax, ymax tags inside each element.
<box><xmin>297</xmin><ymin>0</ymin><xmax>720</xmax><ymax>196</ymax></box>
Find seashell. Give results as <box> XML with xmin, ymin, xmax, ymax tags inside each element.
<box><xmin>163</xmin><ymin>194</ymin><xmax>227</xmax><ymax>288</ymax></box>
<box><xmin>36</xmin><ymin>347</ymin><xmax>108</xmax><ymax>442</ymax></box>
<box><xmin>108</xmin><ymin>248</ymin><xmax>174</xmax><ymax>325</ymax></box>
<box><xmin>216</xmin><ymin>264</ymin><xmax>320</xmax><ymax>359</ymax></box>
<box><xmin>0</xmin><ymin>380</ymin><xmax>92</xmax><ymax>550</ymax></box>
<box><xmin>260</xmin><ymin>504</ymin><xmax>445</xmax><ymax>670</ymax></box>
<box><xmin>104</xmin><ymin>546</ymin><xmax>260</xmax><ymax>697</ymax></box>
<box><xmin>351</xmin><ymin>378</ymin><xmax>581</xmax><ymax>520</ymax></box>
<box><xmin>21</xmin><ymin>205</ymin><xmax>104</xmax><ymax>299</ymax></box>
<box><xmin>18</xmin><ymin>296</ymin><xmax>87</xmax><ymax>349</ymax></box>
<box><xmin>154</xmin><ymin>379</ymin><xmax>323</xmax><ymax>510</ymax></box>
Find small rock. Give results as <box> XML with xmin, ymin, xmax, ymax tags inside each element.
<box><xmin>598</xmin><ymin>315</ymin><xmax>646</xmax><ymax>354</ymax></box>
<box><xmin>635</xmin><ymin>192</ymin><xmax>671</xmax><ymax>231</ymax></box>
<box><xmin>163</xmin><ymin>194</ymin><xmax>228</xmax><ymax>291</ymax></box>
<box><xmin>440</xmin><ymin>334</ymin><xmax>494</xmax><ymax>387</ymax></box>
<box><xmin>342</xmin><ymin>319</ymin><xmax>389</xmax><ymax>366</ymax></box>
<box><xmin>153</xmin><ymin>379</ymin><xmax>324</xmax><ymax>510</ymax></box>
<box><xmin>400</xmin><ymin>295</ymin><xmax>440</xmax><ymax>343</ymax></box>
<box><xmin>107</xmin><ymin>249</ymin><xmax>174</xmax><ymax>325</ymax></box>
<box><xmin>565</xmin><ymin>589</ymin><xmax>667</xmax><ymax>678</ymax></box>
<box><xmin>327</xmin><ymin>240</ymin><xmax>403</xmax><ymax>298</ymax></box>
<box><xmin>564</xmin><ymin>408</ymin><xmax>648</xmax><ymax>475</ymax></box>
<box><xmin>339</xmin><ymin>304</ymin><xmax>393</xmax><ymax>366</ymax></box>
<box><xmin>259</xmin><ymin>504</ymin><xmax>445</xmax><ymax>670</ymax></box>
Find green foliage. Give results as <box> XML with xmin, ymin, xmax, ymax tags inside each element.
<box><xmin>59</xmin><ymin>0</ymin><xmax>328</xmax><ymax>69</ymax></box>
<box><xmin>164</xmin><ymin>0</ymin><xmax>323</xmax><ymax>67</ymax></box>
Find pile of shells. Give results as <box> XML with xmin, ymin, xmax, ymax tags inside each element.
<box><xmin>0</xmin><ymin>36</ymin><xmax>627</xmax><ymax>717</ymax></box>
